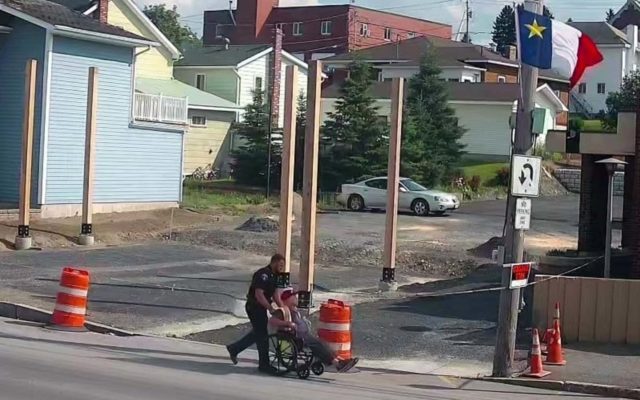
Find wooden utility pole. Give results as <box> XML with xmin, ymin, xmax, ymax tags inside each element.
<box><xmin>298</xmin><ymin>60</ymin><xmax>322</xmax><ymax>309</ymax></box>
<box><xmin>492</xmin><ymin>0</ymin><xmax>541</xmax><ymax>377</ymax></box>
<box><xmin>15</xmin><ymin>59</ymin><xmax>38</xmax><ymax>251</ymax></box>
<box><xmin>278</xmin><ymin>65</ymin><xmax>298</xmax><ymax>286</ymax></box>
<box><xmin>381</xmin><ymin>78</ymin><xmax>404</xmax><ymax>291</ymax></box>
<box><xmin>79</xmin><ymin>67</ymin><xmax>98</xmax><ymax>246</ymax></box>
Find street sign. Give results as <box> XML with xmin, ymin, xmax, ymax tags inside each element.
<box><xmin>511</xmin><ymin>155</ymin><xmax>542</xmax><ymax>197</ymax></box>
<box><xmin>515</xmin><ymin>198</ymin><xmax>531</xmax><ymax>230</ymax></box>
<box><xmin>504</xmin><ymin>262</ymin><xmax>533</xmax><ymax>289</ymax></box>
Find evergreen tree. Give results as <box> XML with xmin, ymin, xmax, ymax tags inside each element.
<box><xmin>401</xmin><ymin>53</ymin><xmax>466</xmax><ymax>187</ymax></box>
<box><xmin>492</xmin><ymin>5</ymin><xmax>553</xmax><ymax>55</ymax></box>
<box><xmin>321</xmin><ymin>60</ymin><xmax>388</xmax><ymax>190</ymax></box>
<box><xmin>231</xmin><ymin>89</ymin><xmax>281</xmax><ymax>188</ymax></box>
<box><xmin>606</xmin><ymin>8</ymin><xmax>615</xmax><ymax>23</ymax></box>
<box><xmin>602</xmin><ymin>70</ymin><xmax>640</xmax><ymax>130</ymax></box>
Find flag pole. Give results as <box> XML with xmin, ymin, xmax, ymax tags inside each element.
<box><xmin>492</xmin><ymin>0</ymin><xmax>542</xmax><ymax>378</ymax></box>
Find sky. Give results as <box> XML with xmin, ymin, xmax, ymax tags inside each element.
<box><xmin>136</xmin><ymin>0</ymin><xmax>627</xmax><ymax>44</ymax></box>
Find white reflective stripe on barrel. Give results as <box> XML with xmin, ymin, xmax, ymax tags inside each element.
<box><xmin>318</xmin><ymin>322</ymin><xmax>351</xmax><ymax>331</ymax></box>
<box><xmin>58</xmin><ymin>286</ymin><xmax>88</xmax><ymax>297</ymax></box>
<box><xmin>54</xmin><ymin>304</ymin><xmax>86</xmax><ymax>315</ymax></box>
<box><xmin>326</xmin><ymin>342</ymin><xmax>351</xmax><ymax>352</ymax></box>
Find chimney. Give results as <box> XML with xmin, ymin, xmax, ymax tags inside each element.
<box><xmin>506</xmin><ymin>45</ymin><xmax>517</xmax><ymax>61</ymax></box>
<box><xmin>269</xmin><ymin>27</ymin><xmax>283</xmax><ymax>128</ymax></box>
<box><xmin>98</xmin><ymin>0</ymin><xmax>109</xmax><ymax>23</ymax></box>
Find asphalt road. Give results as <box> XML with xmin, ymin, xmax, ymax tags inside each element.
<box><xmin>0</xmin><ymin>318</ymin><xmax>611</xmax><ymax>400</ymax></box>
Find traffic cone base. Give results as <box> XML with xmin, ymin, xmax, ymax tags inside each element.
<box><xmin>524</xmin><ymin>369</ymin><xmax>552</xmax><ymax>378</ymax></box>
<box><xmin>524</xmin><ymin>329</ymin><xmax>551</xmax><ymax>379</ymax></box>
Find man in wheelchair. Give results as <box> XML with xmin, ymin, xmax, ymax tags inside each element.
<box><xmin>269</xmin><ymin>289</ymin><xmax>358</xmax><ymax>373</ymax></box>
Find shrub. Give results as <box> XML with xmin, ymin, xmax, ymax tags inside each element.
<box><xmin>469</xmin><ymin>175</ymin><xmax>482</xmax><ymax>192</ymax></box>
<box><xmin>494</xmin><ymin>167</ymin><xmax>511</xmax><ymax>187</ymax></box>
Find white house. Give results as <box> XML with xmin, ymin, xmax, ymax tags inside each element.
<box><xmin>569</xmin><ymin>22</ymin><xmax>639</xmax><ymax>115</ymax></box>
<box><xmin>321</xmin><ymin>82</ymin><xmax>568</xmax><ymax>158</ymax></box>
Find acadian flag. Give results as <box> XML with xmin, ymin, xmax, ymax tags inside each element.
<box><xmin>517</xmin><ymin>7</ymin><xmax>603</xmax><ymax>88</ymax></box>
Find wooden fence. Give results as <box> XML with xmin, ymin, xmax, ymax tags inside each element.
<box><xmin>533</xmin><ymin>275</ymin><xmax>640</xmax><ymax>344</ymax></box>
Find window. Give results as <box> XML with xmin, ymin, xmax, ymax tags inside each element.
<box><xmin>597</xmin><ymin>83</ymin><xmax>606</xmax><ymax>94</ymax></box>
<box><xmin>365</xmin><ymin>178</ymin><xmax>387</xmax><ymax>189</ymax></box>
<box><xmin>578</xmin><ymin>83</ymin><xmax>587</xmax><ymax>94</ymax></box>
<box><xmin>195</xmin><ymin>74</ymin><xmax>206</xmax><ymax>90</ymax></box>
<box><xmin>254</xmin><ymin>76</ymin><xmax>263</xmax><ymax>90</ymax></box>
<box><xmin>384</xmin><ymin>27</ymin><xmax>392</xmax><ymax>41</ymax></box>
<box><xmin>407</xmin><ymin>32</ymin><xmax>416</xmax><ymax>38</ymax></box>
<box><xmin>191</xmin><ymin>116</ymin><xmax>207</xmax><ymax>127</ymax></box>
<box><xmin>359</xmin><ymin>23</ymin><xmax>369</xmax><ymax>37</ymax></box>
<box><xmin>275</xmin><ymin>23</ymin><xmax>284</xmax><ymax>31</ymax></box>
<box><xmin>498</xmin><ymin>75</ymin><xmax>507</xmax><ymax>83</ymax></box>
<box><xmin>321</xmin><ymin>20</ymin><xmax>332</xmax><ymax>35</ymax></box>
<box><xmin>293</xmin><ymin>22</ymin><xmax>303</xmax><ymax>36</ymax></box>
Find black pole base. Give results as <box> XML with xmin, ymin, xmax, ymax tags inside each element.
<box><xmin>81</xmin><ymin>223</ymin><xmax>93</xmax><ymax>235</ymax></box>
<box><xmin>276</xmin><ymin>272</ymin><xmax>290</xmax><ymax>288</ymax></box>
<box><xmin>297</xmin><ymin>291</ymin><xmax>312</xmax><ymax>309</ymax></box>
<box><xmin>381</xmin><ymin>267</ymin><xmax>396</xmax><ymax>283</ymax></box>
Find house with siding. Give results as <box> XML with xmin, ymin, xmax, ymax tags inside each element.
<box><xmin>48</xmin><ymin>0</ymin><xmax>243</xmax><ymax>175</ymax></box>
<box><xmin>174</xmin><ymin>44</ymin><xmax>309</xmax><ymax>130</ymax></box>
<box><xmin>0</xmin><ymin>0</ymin><xmax>186</xmax><ymax>218</ymax></box>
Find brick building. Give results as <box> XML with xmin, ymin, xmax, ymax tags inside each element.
<box><xmin>204</xmin><ymin>0</ymin><xmax>452</xmax><ymax>60</ymax></box>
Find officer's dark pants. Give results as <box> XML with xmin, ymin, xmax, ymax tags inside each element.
<box><xmin>228</xmin><ymin>304</ymin><xmax>269</xmax><ymax>367</ymax></box>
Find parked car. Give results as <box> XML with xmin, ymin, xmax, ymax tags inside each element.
<box><xmin>337</xmin><ymin>177</ymin><xmax>460</xmax><ymax>216</ymax></box>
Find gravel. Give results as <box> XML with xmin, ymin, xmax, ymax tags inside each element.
<box><xmin>236</xmin><ymin>216</ymin><xmax>280</xmax><ymax>232</ymax></box>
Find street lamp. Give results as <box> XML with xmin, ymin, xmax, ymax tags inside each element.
<box><xmin>595</xmin><ymin>157</ymin><xmax>627</xmax><ymax>279</ymax></box>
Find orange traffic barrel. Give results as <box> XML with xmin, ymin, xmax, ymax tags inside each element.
<box><xmin>50</xmin><ymin>267</ymin><xmax>90</xmax><ymax>331</ymax></box>
<box><xmin>318</xmin><ymin>299</ymin><xmax>352</xmax><ymax>359</ymax></box>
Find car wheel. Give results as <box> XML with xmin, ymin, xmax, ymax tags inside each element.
<box><xmin>412</xmin><ymin>199</ymin><xmax>430</xmax><ymax>216</ymax></box>
<box><xmin>347</xmin><ymin>195</ymin><xmax>365</xmax><ymax>212</ymax></box>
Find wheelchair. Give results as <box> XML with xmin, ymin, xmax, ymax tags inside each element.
<box><xmin>267</xmin><ymin>332</ymin><xmax>325</xmax><ymax>379</ymax></box>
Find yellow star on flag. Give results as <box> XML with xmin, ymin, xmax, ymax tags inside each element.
<box><xmin>525</xmin><ymin>19</ymin><xmax>546</xmax><ymax>39</ymax></box>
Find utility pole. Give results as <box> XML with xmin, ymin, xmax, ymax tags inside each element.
<box><xmin>465</xmin><ymin>0</ymin><xmax>471</xmax><ymax>43</ymax></box>
<box><xmin>492</xmin><ymin>0</ymin><xmax>542</xmax><ymax>378</ymax></box>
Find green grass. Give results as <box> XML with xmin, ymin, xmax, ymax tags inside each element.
<box><xmin>582</xmin><ymin>119</ymin><xmax>615</xmax><ymax>134</ymax></box>
<box><xmin>182</xmin><ymin>183</ymin><xmax>270</xmax><ymax>214</ymax></box>
<box><xmin>461</xmin><ymin>162</ymin><xmax>509</xmax><ymax>186</ymax></box>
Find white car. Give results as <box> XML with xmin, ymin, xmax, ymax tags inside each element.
<box><xmin>337</xmin><ymin>177</ymin><xmax>460</xmax><ymax>216</ymax></box>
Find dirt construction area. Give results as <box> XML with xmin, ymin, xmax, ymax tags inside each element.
<box><xmin>0</xmin><ymin>194</ymin><xmax>621</xmax><ymax>376</ymax></box>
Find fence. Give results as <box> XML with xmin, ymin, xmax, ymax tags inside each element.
<box><xmin>533</xmin><ymin>275</ymin><xmax>640</xmax><ymax>344</ymax></box>
<box><xmin>134</xmin><ymin>93</ymin><xmax>188</xmax><ymax>125</ymax></box>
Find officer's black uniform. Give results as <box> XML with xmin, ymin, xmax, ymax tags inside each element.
<box><xmin>227</xmin><ymin>265</ymin><xmax>278</xmax><ymax>369</ymax></box>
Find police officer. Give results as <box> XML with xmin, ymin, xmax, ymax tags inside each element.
<box><xmin>227</xmin><ymin>253</ymin><xmax>285</xmax><ymax>374</ymax></box>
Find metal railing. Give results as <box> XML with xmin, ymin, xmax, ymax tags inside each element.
<box><xmin>134</xmin><ymin>93</ymin><xmax>188</xmax><ymax>125</ymax></box>
<box><xmin>570</xmin><ymin>91</ymin><xmax>594</xmax><ymax>117</ymax></box>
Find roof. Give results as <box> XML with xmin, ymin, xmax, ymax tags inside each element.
<box><xmin>204</xmin><ymin>9</ymin><xmax>235</xmax><ymax>25</ymax></box>
<box><xmin>47</xmin><ymin>0</ymin><xmax>91</xmax><ymax>11</ymax></box>
<box><xmin>568</xmin><ymin>22</ymin><xmax>628</xmax><ymax>45</ymax></box>
<box><xmin>322</xmin><ymin>81</ymin><xmax>568</xmax><ymax>109</ymax></box>
<box><xmin>0</xmin><ymin>0</ymin><xmax>153</xmax><ymax>42</ymax></box>
<box><xmin>136</xmin><ymin>78</ymin><xmax>241</xmax><ymax>111</ymax></box>
<box><xmin>176</xmin><ymin>44</ymin><xmax>271</xmax><ymax>67</ymax></box>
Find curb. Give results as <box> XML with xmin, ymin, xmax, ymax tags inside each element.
<box><xmin>0</xmin><ymin>301</ymin><xmax>137</xmax><ymax>337</ymax></box>
<box><xmin>481</xmin><ymin>377</ymin><xmax>640</xmax><ymax>399</ymax></box>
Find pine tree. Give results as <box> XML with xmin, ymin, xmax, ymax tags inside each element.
<box><xmin>231</xmin><ymin>89</ymin><xmax>281</xmax><ymax>188</ymax></box>
<box><xmin>492</xmin><ymin>5</ymin><xmax>554</xmax><ymax>55</ymax></box>
<box><xmin>401</xmin><ymin>53</ymin><xmax>466</xmax><ymax>187</ymax></box>
<box><xmin>321</xmin><ymin>60</ymin><xmax>388</xmax><ymax>190</ymax></box>
<box><xmin>606</xmin><ymin>8</ymin><xmax>615</xmax><ymax>23</ymax></box>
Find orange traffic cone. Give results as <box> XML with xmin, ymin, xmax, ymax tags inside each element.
<box><xmin>524</xmin><ymin>329</ymin><xmax>551</xmax><ymax>378</ymax></box>
<box><xmin>544</xmin><ymin>319</ymin><xmax>567</xmax><ymax>366</ymax></box>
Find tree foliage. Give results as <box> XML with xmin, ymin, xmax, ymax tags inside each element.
<box><xmin>320</xmin><ymin>60</ymin><xmax>388</xmax><ymax>190</ymax></box>
<box><xmin>401</xmin><ymin>53</ymin><xmax>466</xmax><ymax>187</ymax></box>
<box><xmin>606</xmin><ymin>8</ymin><xmax>615</xmax><ymax>23</ymax></box>
<box><xmin>143</xmin><ymin>4</ymin><xmax>201</xmax><ymax>51</ymax></box>
<box><xmin>492</xmin><ymin>5</ymin><xmax>553</xmax><ymax>55</ymax></box>
<box><xmin>294</xmin><ymin>93</ymin><xmax>307</xmax><ymax>191</ymax></box>
<box><xmin>601</xmin><ymin>70</ymin><xmax>640</xmax><ymax>130</ymax></box>
<box><xmin>231</xmin><ymin>89</ymin><xmax>281</xmax><ymax>188</ymax></box>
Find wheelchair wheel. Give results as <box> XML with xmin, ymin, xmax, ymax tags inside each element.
<box><xmin>311</xmin><ymin>362</ymin><xmax>324</xmax><ymax>376</ymax></box>
<box><xmin>296</xmin><ymin>365</ymin><xmax>311</xmax><ymax>380</ymax></box>
<box><xmin>268</xmin><ymin>334</ymin><xmax>298</xmax><ymax>374</ymax></box>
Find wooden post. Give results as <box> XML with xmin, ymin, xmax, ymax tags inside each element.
<box><xmin>298</xmin><ymin>61</ymin><xmax>322</xmax><ymax>309</ymax></box>
<box><xmin>79</xmin><ymin>67</ymin><xmax>98</xmax><ymax>246</ymax></box>
<box><xmin>381</xmin><ymin>78</ymin><xmax>404</xmax><ymax>291</ymax></box>
<box><xmin>277</xmin><ymin>65</ymin><xmax>298</xmax><ymax>287</ymax></box>
<box><xmin>15</xmin><ymin>59</ymin><xmax>38</xmax><ymax>251</ymax></box>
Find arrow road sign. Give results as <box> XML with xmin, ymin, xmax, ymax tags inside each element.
<box><xmin>511</xmin><ymin>155</ymin><xmax>541</xmax><ymax>197</ymax></box>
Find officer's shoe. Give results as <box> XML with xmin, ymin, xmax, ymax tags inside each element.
<box><xmin>226</xmin><ymin>346</ymin><xmax>238</xmax><ymax>365</ymax></box>
<box><xmin>258</xmin><ymin>365</ymin><xmax>279</xmax><ymax>375</ymax></box>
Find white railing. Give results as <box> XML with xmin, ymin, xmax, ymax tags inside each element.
<box><xmin>134</xmin><ymin>93</ymin><xmax>188</xmax><ymax>125</ymax></box>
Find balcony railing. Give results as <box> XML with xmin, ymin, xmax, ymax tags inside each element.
<box><xmin>134</xmin><ymin>93</ymin><xmax>188</xmax><ymax>125</ymax></box>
